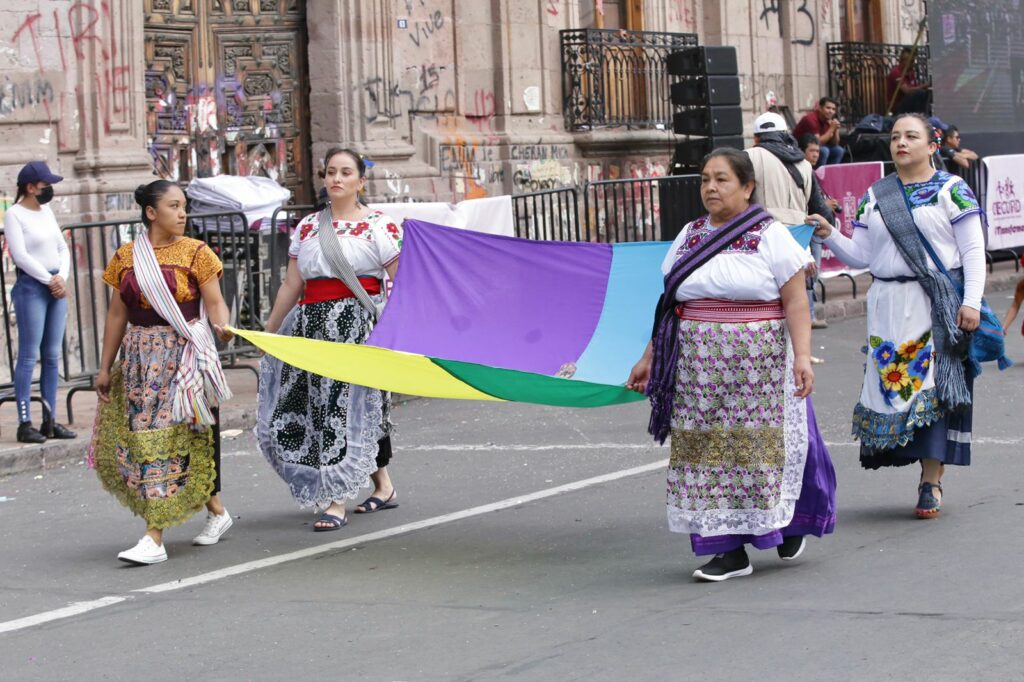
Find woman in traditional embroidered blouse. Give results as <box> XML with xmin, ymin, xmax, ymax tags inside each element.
<box><xmin>628</xmin><ymin>148</ymin><xmax>836</xmax><ymax>582</ymax></box>
<box><xmin>92</xmin><ymin>180</ymin><xmax>234</xmax><ymax>565</ymax></box>
<box><xmin>259</xmin><ymin>148</ymin><xmax>401</xmax><ymax>531</ymax></box>
<box><xmin>811</xmin><ymin>113</ymin><xmax>986</xmax><ymax>518</ymax></box>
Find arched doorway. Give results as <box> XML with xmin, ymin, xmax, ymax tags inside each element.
<box><xmin>143</xmin><ymin>0</ymin><xmax>312</xmax><ymax>203</ymax></box>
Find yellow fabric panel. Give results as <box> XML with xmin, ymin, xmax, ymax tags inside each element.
<box><xmin>230</xmin><ymin>328</ymin><xmax>501</xmax><ymax>402</ymax></box>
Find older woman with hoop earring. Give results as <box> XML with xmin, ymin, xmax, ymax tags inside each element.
<box><xmin>628</xmin><ymin>148</ymin><xmax>836</xmax><ymax>582</ymax></box>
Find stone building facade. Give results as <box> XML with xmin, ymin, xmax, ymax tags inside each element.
<box><xmin>0</xmin><ymin>0</ymin><xmax>926</xmax><ymax>223</ymax></box>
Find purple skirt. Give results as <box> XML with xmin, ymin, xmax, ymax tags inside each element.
<box><xmin>690</xmin><ymin>398</ymin><xmax>837</xmax><ymax>556</ymax></box>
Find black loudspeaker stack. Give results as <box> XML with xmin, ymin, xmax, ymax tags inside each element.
<box><xmin>668</xmin><ymin>46</ymin><xmax>744</xmax><ymax>173</ymax></box>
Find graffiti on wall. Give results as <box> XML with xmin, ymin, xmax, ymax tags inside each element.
<box><xmin>669</xmin><ymin>1</ymin><xmax>699</xmax><ymax>33</ymax></box>
<box><xmin>758</xmin><ymin>0</ymin><xmax>818</xmax><ymax>46</ymax></box>
<box><xmin>6</xmin><ymin>3</ymin><xmax>131</xmax><ymax>149</ymax></box>
<box><xmin>739</xmin><ymin>71</ymin><xmax>786</xmax><ymax>110</ymax></box>
<box><xmin>367</xmin><ymin>0</ymin><xmax>457</xmax><ymax>126</ymax></box>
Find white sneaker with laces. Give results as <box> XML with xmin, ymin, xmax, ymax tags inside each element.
<box><xmin>117</xmin><ymin>536</ymin><xmax>168</xmax><ymax>565</ymax></box>
<box><xmin>192</xmin><ymin>510</ymin><xmax>233</xmax><ymax>546</ymax></box>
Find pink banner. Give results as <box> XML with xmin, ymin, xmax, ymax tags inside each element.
<box><xmin>815</xmin><ymin>162</ymin><xmax>884</xmax><ymax>273</ymax></box>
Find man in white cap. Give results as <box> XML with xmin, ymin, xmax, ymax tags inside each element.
<box><xmin>747</xmin><ymin>112</ymin><xmax>835</xmax><ymax>334</ymax></box>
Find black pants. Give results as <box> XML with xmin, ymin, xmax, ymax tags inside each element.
<box><xmin>376</xmin><ymin>436</ymin><xmax>393</xmax><ymax>469</ymax></box>
<box><xmin>211</xmin><ymin>408</ymin><xmax>222</xmax><ymax>495</ymax></box>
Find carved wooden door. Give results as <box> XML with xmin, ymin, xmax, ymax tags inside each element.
<box><xmin>144</xmin><ymin>0</ymin><xmax>312</xmax><ymax>203</ymax></box>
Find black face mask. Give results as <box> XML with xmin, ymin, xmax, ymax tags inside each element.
<box><xmin>37</xmin><ymin>186</ymin><xmax>55</xmax><ymax>205</ymax></box>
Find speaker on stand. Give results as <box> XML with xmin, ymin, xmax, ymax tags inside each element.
<box><xmin>667</xmin><ymin>46</ymin><xmax>744</xmax><ymax>174</ymax></box>
<box><xmin>659</xmin><ymin>46</ymin><xmax>745</xmax><ymax>239</ymax></box>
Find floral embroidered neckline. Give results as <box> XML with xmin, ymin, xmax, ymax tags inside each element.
<box><xmin>677</xmin><ymin>214</ymin><xmax>771</xmax><ymax>256</ymax></box>
<box><xmin>901</xmin><ymin>171</ymin><xmax>952</xmax><ymax>209</ymax></box>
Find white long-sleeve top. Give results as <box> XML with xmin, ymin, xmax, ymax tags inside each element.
<box><xmin>3</xmin><ymin>203</ymin><xmax>70</xmax><ymax>285</ymax></box>
<box><xmin>824</xmin><ymin>171</ymin><xmax>986</xmax><ymax>310</ymax></box>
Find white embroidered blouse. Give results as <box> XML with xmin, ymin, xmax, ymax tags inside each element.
<box><xmin>289</xmin><ymin>210</ymin><xmax>402</xmax><ymax>280</ymax></box>
<box><xmin>662</xmin><ymin>215</ymin><xmax>811</xmax><ymax>302</ymax></box>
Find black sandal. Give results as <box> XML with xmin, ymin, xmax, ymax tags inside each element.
<box><xmin>355</xmin><ymin>491</ymin><xmax>399</xmax><ymax>514</ymax></box>
<box><xmin>313</xmin><ymin>513</ymin><xmax>348</xmax><ymax>531</ymax></box>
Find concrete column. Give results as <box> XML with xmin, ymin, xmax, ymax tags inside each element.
<box><xmin>882</xmin><ymin>0</ymin><xmax>927</xmax><ymax>45</ymax></box>
<box><xmin>307</xmin><ymin>0</ymin><xmax>419</xmax><ymax>175</ymax></box>
<box><xmin>0</xmin><ymin>0</ymin><xmax>152</xmax><ymax>222</ymax></box>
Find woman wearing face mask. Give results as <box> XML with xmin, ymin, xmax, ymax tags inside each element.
<box><xmin>810</xmin><ymin>113</ymin><xmax>986</xmax><ymax>518</ymax></box>
<box><xmin>4</xmin><ymin>161</ymin><xmax>76</xmax><ymax>443</ymax></box>
<box><xmin>91</xmin><ymin>180</ymin><xmax>234</xmax><ymax>564</ymax></box>
<box><xmin>258</xmin><ymin>148</ymin><xmax>401</xmax><ymax>531</ymax></box>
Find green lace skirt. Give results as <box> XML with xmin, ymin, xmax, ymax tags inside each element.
<box><xmin>90</xmin><ymin>325</ymin><xmax>215</xmax><ymax>529</ymax></box>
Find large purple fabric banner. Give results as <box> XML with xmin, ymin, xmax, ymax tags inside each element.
<box><xmin>368</xmin><ymin>220</ymin><xmax>613</xmax><ymax>376</ymax></box>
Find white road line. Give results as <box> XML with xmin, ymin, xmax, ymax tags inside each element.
<box><xmin>0</xmin><ymin>596</ymin><xmax>128</xmax><ymax>635</ymax></box>
<box><xmin>222</xmin><ymin>442</ymin><xmax>664</xmax><ymax>456</ymax></box>
<box><xmin>0</xmin><ymin>459</ymin><xmax>667</xmax><ymax>634</ymax></box>
<box><xmin>396</xmin><ymin>442</ymin><xmax>664</xmax><ymax>452</ymax></box>
<box><xmin>224</xmin><ymin>438</ymin><xmax>1024</xmax><ymax>457</ymax></box>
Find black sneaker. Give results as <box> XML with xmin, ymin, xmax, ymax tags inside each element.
<box><xmin>41</xmin><ymin>420</ymin><xmax>76</xmax><ymax>439</ymax></box>
<box><xmin>16</xmin><ymin>422</ymin><xmax>47</xmax><ymax>444</ymax></box>
<box><xmin>692</xmin><ymin>548</ymin><xmax>752</xmax><ymax>582</ymax></box>
<box><xmin>777</xmin><ymin>535</ymin><xmax>806</xmax><ymax>561</ymax></box>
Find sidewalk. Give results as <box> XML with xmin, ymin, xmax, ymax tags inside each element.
<box><xmin>2</xmin><ymin>259</ymin><xmax>1021</xmax><ymax>477</ymax></box>
<box><xmin>0</xmin><ymin>361</ymin><xmax>262</xmax><ymax>477</ymax></box>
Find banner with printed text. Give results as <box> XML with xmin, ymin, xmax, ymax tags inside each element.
<box><xmin>982</xmin><ymin>154</ymin><xmax>1024</xmax><ymax>250</ymax></box>
<box><xmin>814</xmin><ymin>162</ymin><xmax>885</xmax><ymax>273</ymax></box>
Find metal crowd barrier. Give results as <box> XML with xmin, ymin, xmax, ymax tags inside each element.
<box><xmin>1</xmin><ymin>210</ymin><xmax>278</xmax><ymax>424</ymax></box>
<box><xmin>512</xmin><ymin>188</ymin><xmax>581</xmax><ymax>241</ymax></box>
<box><xmin>267</xmin><ymin>204</ymin><xmax>315</xmax><ymax>302</ymax></box>
<box><xmin>512</xmin><ymin>175</ymin><xmax>703</xmax><ymax>245</ymax></box>
<box><xmin>186</xmin><ymin>211</ymin><xmax>263</xmax><ymax>372</ymax></box>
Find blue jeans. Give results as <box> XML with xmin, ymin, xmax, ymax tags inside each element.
<box><xmin>818</xmin><ymin>144</ymin><xmax>845</xmax><ymax>166</ymax></box>
<box><xmin>12</xmin><ymin>273</ymin><xmax>67</xmax><ymax>424</ymax></box>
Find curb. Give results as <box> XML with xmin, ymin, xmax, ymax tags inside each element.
<box><xmin>0</xmin><ymin>406</ymin><xmax>258</xmax><ymax>478</ymax></box>
<box><xmin>0</xmin><ymin>395</ymin><xmax>421</xmax><ymax>478</ymax></box>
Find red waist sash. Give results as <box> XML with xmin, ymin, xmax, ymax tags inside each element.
<box><xmin>676</xmin><ymin>298</ymin><xmax>785</xmax><ymax>322</ymax></box>
<box><xmin>300</xmin><ymin>277</ymin><xmax>382</xmax><ymax>305</ymax></box>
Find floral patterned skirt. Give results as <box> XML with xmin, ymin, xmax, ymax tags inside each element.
<box><xmin>91</xmin><ymin>325</ymin><xmax>215</xmax><ymax>530</ymax></box>
<box><xmin>256</xmin><ymin>297</ymin><xmax>391</xmax><ymax>508</ymax></box>
<box><xmin>666</xmin><ymin>303</ymin><xmax>811</xmax><ymax>539</ymax></box>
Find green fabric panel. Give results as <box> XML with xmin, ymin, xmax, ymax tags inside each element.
<box><xmin>431</xmin><ymin>358</ymin><xmax>646</xmax><ymax>408</ymax></box>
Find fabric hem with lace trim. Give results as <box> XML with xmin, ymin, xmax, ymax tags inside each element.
<box><xmin>852</xmin><ymin>387</ymin><xmax>946</xmax><ymax>450</ymax></box>
<box><xmin>255</xmin><ymin>300</ymin><xmax>391</xmax><ymax>508</ymax></box>
<box><xmin>91</xmin><ymin>366</ymin><xmax>216</xmax><ymax>529</ymax></box>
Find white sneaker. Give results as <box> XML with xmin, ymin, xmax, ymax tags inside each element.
<box><xmin>117</xmin><ymin>536</ymin><xmax>168</xmax><ymax>565</ymax></box>
<box><xmin>192</xmin><ymin>510</ymin><xmax>233</xmax><ymax>546</ymax></box>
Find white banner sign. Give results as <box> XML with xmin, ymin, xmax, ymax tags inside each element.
<box><xmin>983</xmin><ymin>154</ymin><xmax>1024</xmax><ymax>250</ymax></box>
<box><xmin>369</xmin><ymin>195</ymin><xmax>514</xmax><ymax>237</ymax></box>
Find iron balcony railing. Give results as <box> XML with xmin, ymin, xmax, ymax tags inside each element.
<box><xmin>561</xmin><ymin>28</ymin><xmax>698</xmax><ymax>131</ymax></box>
<box><xmin>827</xmin><ymin>41</ymin><xmax>931</xmax><ymax>125</ymax></box>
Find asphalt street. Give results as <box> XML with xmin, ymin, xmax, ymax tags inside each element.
<box><xmin>1</xmin><ymin>309</ymin><xmax>1023</xmax><ymax>681</ymax></box>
